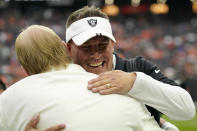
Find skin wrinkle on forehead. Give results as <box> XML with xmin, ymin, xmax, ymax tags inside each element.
<box><xmin>82</xmin><ymin>36</ymin><xmax>109</xmax><ymax>45</ymax></box>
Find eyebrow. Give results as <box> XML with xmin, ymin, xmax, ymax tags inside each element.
<box><xmin>99</xmin><ymin>40</ymin><xmax>110</xmax><ymax>44</ymax></box>
<box><xmin>81</xmin><ymin>42</ymin><xmax>91</xmax><ymax>46</ymax></box>
<box><xmin>83</xmin><ymin>37</ymin><xmax>110</xmax><ymax>45</ymax></box>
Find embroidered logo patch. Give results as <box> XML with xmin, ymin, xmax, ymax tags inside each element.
<box><xmin>154</xmin><ymin>69</ymin><xmax>160</xmax><ymax>73</ymax></box>
<box><xmin>87</xmin><ymin>19</ymin><xmax>97</xmax><ymax>27</ymax></box>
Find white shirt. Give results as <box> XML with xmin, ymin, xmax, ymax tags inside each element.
<box><xmin>129</xmin><ymin>72</ymin><xmax>196</xmax><ymax>120</ymax></box>
<box><xmin>112</xmin><ymin>54</ymin><xmax>195</xmax><ymax>120</ymax></box>
<box><xmin>0</xmin><ymin>64</ymin><xmax>164</xmax><ymax>131</ymax></box>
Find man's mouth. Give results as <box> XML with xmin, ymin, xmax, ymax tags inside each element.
<box><xmin>89</xmin><ymin>62</ymin><xmax>104</xmax><ymax>67</ymax></box>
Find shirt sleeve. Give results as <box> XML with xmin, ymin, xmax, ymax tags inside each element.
<box><xmin>132</xmin><ymin>56</ymin><xmax>178</xmax><ymax>86</ymax></box>
<box><xmin>135</xmin><ymin>103</ymin><xmax>165</xmax><ymax>131</ymax></box>
<box><xmin>128</xmin><ymin>72</ymin><xmax>196</xmax><ymax>120</ymax></box>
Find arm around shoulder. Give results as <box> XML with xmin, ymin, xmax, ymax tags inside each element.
<box><xmin>128</xmin><ymin>72</ymin><xmax>196</xmax><ymax>120</ymax></box>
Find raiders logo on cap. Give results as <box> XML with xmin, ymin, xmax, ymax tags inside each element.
<box><xmin>87</xmin><ymin>19</ymin><xmax>97</xmax><ymax>27</ymax></box>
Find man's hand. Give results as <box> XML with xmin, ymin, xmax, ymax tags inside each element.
<box><xmin>160</xmin><ymin>118</ymin><xmax>179</xmax><ymax>131</ymax></box>
<box><xmin>88</xmin><ymin>70</ymin><xmax>136</xmax><ymax>95</ymax></box>
<box><xmin>25</xmin><ymin>113</ymin><xmax>66</xmax><ymax>131</ymax></box>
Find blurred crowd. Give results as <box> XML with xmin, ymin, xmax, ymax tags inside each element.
<box><xmin>0</xmin><ymin>6</ymin><xmax>197</xmax><ymax>101</ymax></box>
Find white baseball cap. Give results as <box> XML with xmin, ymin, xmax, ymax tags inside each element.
<box><xmin>66</xmin><ymin>17</ymin><xmax>116</xmax><ymax>46</ymax></box>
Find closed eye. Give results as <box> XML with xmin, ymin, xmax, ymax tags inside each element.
<box><xmin>80</xmin><ymin>46</ymin><xmax>92</xmax><ymax>50</ymax></box>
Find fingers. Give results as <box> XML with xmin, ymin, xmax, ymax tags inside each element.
<box><xmin>88</xmin><ymin>71</ymin><xmax>120</xmax><ymax>94</ymax></box>
<box><xmin>90</xmin><ymin>83</ymin><xmax>120</xmax><ymax>95</ymax></box>
<box><xmin>99</xmin><ymin>87</ymin><xmax>119</xmax><ymax>95</ymax></box>
<box><xmin>90</xmin><ymin>83</ymin><xmax>113</xmax><ymax>93</ymax></box>
<box><xmin>88</xmin><ymin>71</ymin><xmax>117</xmax><ymax>94</ymax></box>
<box><xmin>25</xmin><ymin>113</ymin><xmax>40</xmax><ymax>131</ymax></box>
<box><xmin>25</xmin><ymin>113</ymin><xmax>65</xmax><ymax>131</ymax></box>
<box><xmin>88</xmin><ymin>76</ymin><xmax>109</xmax><ymax>90</ymax></box>
<box><xmin>88</xmin><ymin>70</ymin><xmax>136</xmax><ymax>95</ymax></box>
<box><xmin>160</xmin><ymin>117</ymin><xmax>166</xmax><ymax>125</ymax></box>
<box><xmin>44</xmin><ymin>124</ymin><xmax>66</xmax><ymax>131</ymax></box>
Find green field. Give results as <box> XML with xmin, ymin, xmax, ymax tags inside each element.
<box><xmin>162</xmin><ymin>111</ymin><xmax>197</xmax><ymax>131</ymax></box>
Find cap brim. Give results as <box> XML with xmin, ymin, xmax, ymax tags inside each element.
<box><xmin>72</xmin><ymin>29</ymin><xmax>116</xmax><ymax>46</ymax></box>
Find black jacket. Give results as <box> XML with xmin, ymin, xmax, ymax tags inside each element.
<box><xmin>114</xmin><ymin>53</ymin><xmax>178</xmax><ymax>124</ymax></box>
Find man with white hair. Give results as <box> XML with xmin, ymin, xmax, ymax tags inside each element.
<box><xmin>26</xmin><ymin>6</ymin><xmax>195</xmax><ymax>131</ymax></box>
<box><xmin>0</xmin><ymin>25</ymin><xmax>168</xmax><ymax>131</ymax></box>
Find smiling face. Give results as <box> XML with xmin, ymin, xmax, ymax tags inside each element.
<box><xmin>67</xmin><ymin>36</ymin><xmax>114</xmax><ymax>74</ymax></box>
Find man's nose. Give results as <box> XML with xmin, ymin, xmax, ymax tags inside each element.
<box><xmin>90</xmin><ymin>50</ymin><xmax>101</xmax><ymax>59</ymax></box>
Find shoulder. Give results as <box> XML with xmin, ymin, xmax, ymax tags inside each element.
<box><xmin>107</xmin><ymin>94</ymin><xmax>147</xmax><ymax>111</ymax></box>
<box><xmin>115</xmin><ymin>54</ymin><xmax>158</xmax><ymax>73</ymax></box>
<box><xmin>115</xmin><ymin>54</ymin><xmax>178</xmax><ymax>84</ymax></box>
<box><xmin>133</xmin><ymin>56</ymin><xmax>158</xmax><ymax>73</ymax></box>
<box><xmin>131</xmin><ymin>57</ymin><xmax>178</xmax><ymax>85</ymax></box>
<box><xmin>0</xmin><ymin>75</ymin><xmax>34</xmax><ymax>98</ymax></box>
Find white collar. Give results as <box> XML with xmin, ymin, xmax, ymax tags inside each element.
<box><xmin>112</xmin><ymin>54</ymin><xmax>116</xmax><ymax>70</ymax></box>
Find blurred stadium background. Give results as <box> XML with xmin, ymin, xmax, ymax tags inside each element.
<box><xmin>0</xmin><ymin>0</ymin><xmax>196</xmax><ymax>130</ymax></box>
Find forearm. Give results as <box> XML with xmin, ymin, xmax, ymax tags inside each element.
<box><xmin>128</xmin><ymin>72</ymin><xmax>196</xmax><ymax>120</ymax></box>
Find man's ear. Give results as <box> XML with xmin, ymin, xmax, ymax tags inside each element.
<box><xmin>110</xmin><ymin>40</ymin><xmax>115</xmax><ymax>53</ymax></box>
<box><xmin>21</xmin><ymin>66</ymin><xmax>30</xmax><ymax>76</ymax></box>
<box><xmin>62</xmin><ymin>41</ymin><xmax>72</xmax><ymax>57</ymax></box>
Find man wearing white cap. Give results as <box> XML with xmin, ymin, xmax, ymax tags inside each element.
<box><xmin>64</xmin><ymin>6</ymin><xmax>194</xmax><ymax>130</ymax></box>
<box><xmin>26</xmin><ymin>6</ymin><xmax>195</xmax><ymax>131</ymax></box>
